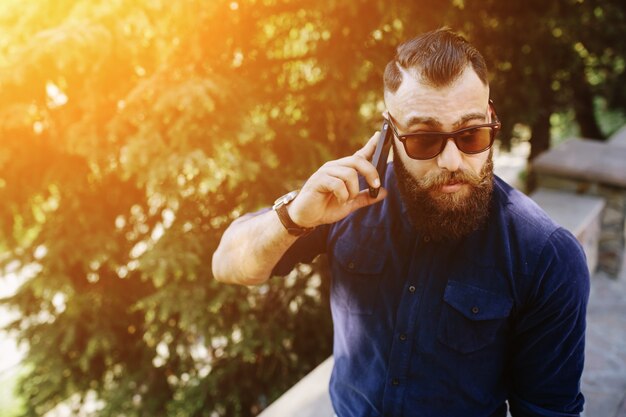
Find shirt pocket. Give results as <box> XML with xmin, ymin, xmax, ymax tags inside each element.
<box><xmin>437</xmin><ymin>280</ymin><xmax>513</xmax><ymax>354</ymax></box>
<box><xmin>331</xmin><ymin>237</ymin><xmax>386</xmax><ymax>315</ymax></box>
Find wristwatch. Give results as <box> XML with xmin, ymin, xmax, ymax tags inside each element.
<box><xmin>272</xmin><ymin>190</ymin><xmax>315</xmax><ymax>236</ymax></box>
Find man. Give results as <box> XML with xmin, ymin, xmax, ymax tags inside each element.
<box><xmin>212</xmin><ymin>28</ymin><xmax>589</xmax><ymax>417</ymax></box>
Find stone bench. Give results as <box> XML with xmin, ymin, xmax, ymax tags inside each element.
<box><xmin>530</xmin><ymin>188</ymin><xmax>605</xmax><ymax>274</ymax></box>
<box><xmin>608</xmin><ymin>125</ymin><xmax>626</xmax><ymax>149</ymax></box>
<box><xmin>532</xmin><ymin>137</ymin><xmax>626</xmax><ymax>276</ymax></box>
<box><xmin>258</xmin><ymin>356</ymin><xmax>334</xmax><ymax>417</ymax></box>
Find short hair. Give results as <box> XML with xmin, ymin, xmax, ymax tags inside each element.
<box><xmin>383</xmin><ymin>27</ymin><xmax>488</xmax><ymax>93</ymax></box>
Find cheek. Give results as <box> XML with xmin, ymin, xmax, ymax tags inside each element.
<box><xmin>463</xmin><ymin>151</ymin><xmax>489</xmax><ymax>175</ymax></box>
<box><xmin>394</xmin><ymin>142</ymin><xmax>435</xmax><ymax>179</ymax></box>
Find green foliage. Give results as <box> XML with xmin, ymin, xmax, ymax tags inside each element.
<box><xmin>450</xmin><ymin>0</ymin><xmax>626</xmax><ymax>155</ymax></box>
<box><xmin>0</xmin><ymin>0</ymin><xmax>624</xmax><ymax>416</ymax></box>
<box><xmin>0</xmin><ymin>365</ymin><xmax>27</xmax><ymax>416</ymax></box>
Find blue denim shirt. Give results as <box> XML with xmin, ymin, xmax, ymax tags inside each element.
<box><xmin>272</xmin><ymin>163</ymin><xmax>589</xmax><ymax>417</ymax></box>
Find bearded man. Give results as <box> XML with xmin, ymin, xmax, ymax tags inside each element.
<box><xmin>212</xmin><ymin>28</ymin><xmax>589</xmax><ymax>417</ymax></box>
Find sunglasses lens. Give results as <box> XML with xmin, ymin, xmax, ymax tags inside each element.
<box><xmin>456</xmin><ymin>127</ymin><xmax>493</xmax><ymax>153</ymax></box>
<box><xmin>404</xmin><ymin>133</ymin><xmax>445</xmax><ymax>159</ymax></box>
<box><xmin>403</xmin><ymin>127</ymin><xmax>494</xmax><ymax>159</ymax></box>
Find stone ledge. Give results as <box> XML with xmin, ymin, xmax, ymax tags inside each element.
<box><xmin>608</xmin><ymin>125</ymin><xmax>626</xmax><ymax>148</ymax></box>
<box><xmin>530</xmin><ymin>188</ymin><xmax>605</xmax><ymax>274</ymax></box>
<box><xmin>258</xmin><ymin>356</ymin><xmax>334</xmax><ymax>417</ymax></box>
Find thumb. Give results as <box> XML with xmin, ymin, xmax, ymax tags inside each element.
<box><xmin>347</xmin><ymin>187</ymin><xmax>388</xmax><ymax>212</ymax></box>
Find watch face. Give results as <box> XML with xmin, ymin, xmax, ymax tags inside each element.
<box><xmin>274</xmin><ymin>190</ymin><xmax>299</xmax><ymax>207</ymax></box>
<box><xmin>284</xmin><ymin>190</ymin><xmax>299</xmax><ymax>202</ymax></box>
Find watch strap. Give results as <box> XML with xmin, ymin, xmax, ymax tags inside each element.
<box><xmin>273</xmin><ymin>192</ymin><xmax>314</xmax><ymax>236</ymax></box>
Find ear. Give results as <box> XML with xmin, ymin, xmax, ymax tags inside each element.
<box><xmin>487</xmin><ymin>99</ymin><xmax>495</xmax><ymax>123</ymax></box>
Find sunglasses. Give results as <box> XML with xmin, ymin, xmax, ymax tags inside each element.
<box><xmin>386</xmin><ymin>100</ymin><xmax>501</xmax><ymax>160</ymax></box>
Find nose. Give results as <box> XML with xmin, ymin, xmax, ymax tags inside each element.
<box><xmin>437</xmin><ymin>138</ymin><xmax>462</xmax><ymax>171</ymax></box>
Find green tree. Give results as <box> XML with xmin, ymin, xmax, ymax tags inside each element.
<box><xmin>449</xmin><ymin>0</ymin><xmax>626</xmax><ymax>159</ymax></box>
<box><xmin>0</xmin><ymin>0</ymin><xmax>400</xmax><ymax>415</ymax></box>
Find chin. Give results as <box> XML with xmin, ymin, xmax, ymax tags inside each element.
<box><xmin>394</xmin><ymin>148</ymin><xmax>495</xmax><ymax>241</ymax></box>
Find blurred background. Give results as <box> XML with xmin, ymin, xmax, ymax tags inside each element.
<box><xmin>0</xmin><ymin>0</ymin><xmax>625</xmax><ymax>416</ymax></box>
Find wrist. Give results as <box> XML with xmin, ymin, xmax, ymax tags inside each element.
<box><xmin>273</xmin><ymin>190</ymin><xmax>315</xmax><ymax>237</ymax></box>
<box><xmin>286</xmin><ymin>202</ymin><xmax>313</xmax><ymax>229</ymax></box>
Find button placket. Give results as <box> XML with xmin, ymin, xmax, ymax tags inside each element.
<box><xmin>381</xmin><ymin>234</ymin><xmax>425</xmax><ymax>415</ymax></box>
<box><xmin>383</xmin><ymin>281</ymin><xmax>422</xmax><ymax>413</ymax></box>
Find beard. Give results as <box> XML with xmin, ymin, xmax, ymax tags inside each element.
<box><xmin>393</xmin><ymin>144</ymin><xmax>494</xmax><ymax>242</ymax></box>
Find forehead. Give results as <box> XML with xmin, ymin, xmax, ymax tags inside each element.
<box><xmin>385</xmin><ymin>65</ymin><xmax>490</xmax><ymax>128</ymax></box>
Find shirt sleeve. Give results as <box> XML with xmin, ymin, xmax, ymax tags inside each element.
<box><xmin>267</xmin><ymin>209</ymin><xmax>330</xmax><ymax>276</ymax></box>
<box><xmin>508</xmin><ymin>227</ymin><xmax>590</xmax><ymax>417</ymax></box>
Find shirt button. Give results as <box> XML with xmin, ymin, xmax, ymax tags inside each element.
<box><xmin>408</xmin><ymin>285</ymin><xmax>416</xmax><ymax>293</ymax></box>
<box><xmin>471</xmin><ymin>306</ymin><xmax>480</xmax><ymax>314</ymax></box>
<box><xmin>423</xmin><ymin>235</ymin><xmax>431</xmax><ymax>243</ymax></box>
<box><xmin>399</xmin><ymin>333</ymin><xmax>407</xmax><ymax>341</ymax></box>
<box><xmin>348</xmin><ymin>261</ymin><xmax>355</xmax><ymax>270</ymax></box>
<box><xmin>392</xmin><ymin>378</ymin><xmax>400</xmax><ymax>386</ymax></box>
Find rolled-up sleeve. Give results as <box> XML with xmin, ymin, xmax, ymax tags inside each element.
<box><xmin>509</xmin><ymin>228</ymin><xmax>590</xmax><ymax>416</ymax></box>
<box><xmin>271</xmin><ymin>219</ymin><xmax>330</xmax><ymax>276</ymax></box>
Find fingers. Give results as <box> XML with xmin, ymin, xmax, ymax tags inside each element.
<box><xmin>319</xmin><ymin>165</ymin><xmax>360</xmax><ymax>201</ymax></box>
<box><xmin>346</xmin><ymin>188</ymin><xmax>388</xmax><ymax>212</ymax></box>
<box><xmin>314</xmin><ymin>159</ymin><xmax>387</xmax><ymax>207</ymax></box>
<box><xmin>324</xmin><ymin>131</ymin><xmax>382</xmax><ymax>191</ymax></box>
<box><xmin>310</xmin><ymin>169</ymin><xmax>387</xmax><ymax>209</ymax></box>
<box><xmin>326</xmin><ymin>156</ymin><xmax>379</xmax><ymax>190</ymax></box>
<box><xmin>310</xmin><ymin>157</ymin><xmax>381</xmax><ymax>206</ymax></box>
<box><xmin>318</xmin><ymin>175</ymin><xmax>350</xmax><ymax>204</ymax></box>
<box><xmin>295</xmin><ymin>131</ymin><xmax>387</xmax><ymax>222</ymax></box>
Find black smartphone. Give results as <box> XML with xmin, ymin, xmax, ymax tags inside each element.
<box><xmin>368</xmin><ymin>120</ymin><xmax>393</xmax><ymax>198</ymax></box>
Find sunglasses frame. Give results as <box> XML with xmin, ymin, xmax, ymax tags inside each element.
<box><xmin>386</xmin><ymin>100</ymin><xmax>502</xmax><ymax>160</ymax></box>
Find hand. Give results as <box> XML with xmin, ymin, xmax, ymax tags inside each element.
<box><xmin>287</xmin><ymin>131</ymin><xmax>388</xmax><ymax>228</ymax></box>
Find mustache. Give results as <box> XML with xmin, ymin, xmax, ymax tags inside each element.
<box><xmin>418</xmin><ymin>167</ymin><xmax>487</xmax><ymax>189</ymax></box>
